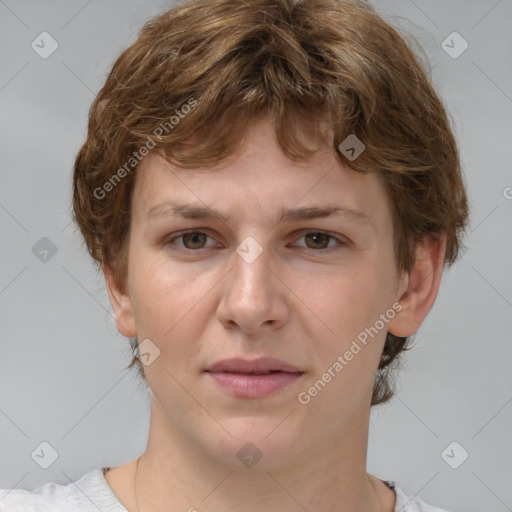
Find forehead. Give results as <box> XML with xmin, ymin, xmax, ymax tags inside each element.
<box><xmin>131</xmin><ymin>119</ymin><xmax>392</xmax><ymax>233</ymax></box>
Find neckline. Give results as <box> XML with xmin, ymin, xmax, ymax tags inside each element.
<box><xmin>98</xmin><ymin>467</ymin><xmax>400</xmax><ymax>512</ymax></box>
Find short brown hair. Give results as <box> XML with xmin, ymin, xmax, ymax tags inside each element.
<box><xmin>72</xmin><ymin>0</ymin><xmax>469</xmax><ymax>405</ymax></box>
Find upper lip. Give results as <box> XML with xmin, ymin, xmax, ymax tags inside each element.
<box><xmin>205</xmin><ymin>357</ymin><xmax>303</xmax><ymax>374</ymax></box>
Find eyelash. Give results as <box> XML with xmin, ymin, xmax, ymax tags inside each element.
<box><xmin>164</xmin><ymin>230</ymin><xmax>348</xmax><ymax>253</ymax></box>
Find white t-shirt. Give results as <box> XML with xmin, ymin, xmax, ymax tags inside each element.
<box><xmin>0</xmin><ymin>467</ymin><xmax>452</xmax><ymax>511</ymax></box>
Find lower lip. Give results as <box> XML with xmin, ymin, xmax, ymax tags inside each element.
<box><xmin>206</xmin><ymin>371</ymin><xmax>303</xmax><ymax>398</ymax></box>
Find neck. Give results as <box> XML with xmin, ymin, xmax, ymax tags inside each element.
<box><xmin>131</xmin><ymin>398</ymin><xmax>393</xmax><ymax>512</ymax></box>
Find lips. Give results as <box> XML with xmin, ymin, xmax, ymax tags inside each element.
<box><xmin>206</xmin><ymin>357</ymin><xmax>303</xmax><ymax>374</ymax></box>
<box><xmin>205</xmin><ymin>357</ymin><xmax>304</xmax><ymax>398</ymax></box>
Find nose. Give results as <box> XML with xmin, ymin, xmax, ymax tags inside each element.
<box><xmin>216</xmin><ymin>241</ymin><xmax>290</xmax><ymax>335</ymax></box>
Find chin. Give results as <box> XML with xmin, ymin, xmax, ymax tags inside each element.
<box><xmin>206</xmin><ymin>415</ymin><xmax>304</xmax><ymax>472</ymax></box>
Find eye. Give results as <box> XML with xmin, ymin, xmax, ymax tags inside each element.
<box><xmin>166</xmin><ymin>231</ymin><xmax>217</xmax><ymax>250</ymax></box>
<box><xmin>164</xmin><ymin>230</ymin><xmax>347</xmax><ymax>253</ymax></box>
<box><xmin>292</xmin><ymin>231</ymin><xmax>347</xmax><ymax>251</ymax></box>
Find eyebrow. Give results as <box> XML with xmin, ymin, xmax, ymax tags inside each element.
<box><xmin>145</xmin><ymin>201</ymin><xmax>375</xmax><ymax>231</ymax></box>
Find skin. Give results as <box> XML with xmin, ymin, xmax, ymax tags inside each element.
<box><xmin>103</xmin><ymin>116</ymin><xmax>446</xmax><ymax>512</ymax></box>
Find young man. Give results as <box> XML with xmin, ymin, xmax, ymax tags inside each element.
<box><xmin>0</xmin><ymin>0</ymin><xmax>468</xmax><ymax>510</ymax></box>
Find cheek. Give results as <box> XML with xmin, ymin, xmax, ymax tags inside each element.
<box><xmin>128</xmin><ymin>251</ymin><xmax>212</xmax><ymax>343</ymax></box>
<box><xmin>298</xmin><ymin>270</ymin><xmax>388</xmax><ymax>410</ymax></box>
<box><xmin>307</xmin><ymin>267</ymin><xmax>381</xmax><ymax>336</ymax></box>
<box><xmin>302</xmin><ymin>261</ymin><xmax>393</xmax><ymax>379</ymax></box>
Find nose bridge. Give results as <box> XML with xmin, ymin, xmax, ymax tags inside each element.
<box><xmin>217</xmin><ymin>237</ymin><xmax>286</xmax><ymax>332</ymax></box>
<box><xmin>229</xmin><ymin>238</ymin><xmax>273</xmax><ymax>303</ymax></box>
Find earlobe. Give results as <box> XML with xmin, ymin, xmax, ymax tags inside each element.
<box><xmin>387</xmin><ymin>235</ymin><xmax>446</xmax><ymax>338</ymax></box>
<box><xmin>103</xmin><ymin>265</ymin><xmax>137</xmax><ymax>338</ymax></box>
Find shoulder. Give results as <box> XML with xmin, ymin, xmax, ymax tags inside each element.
<box><xmin>386</xmin><ymin>481</ymin><xmax>453</xmax><ymax>512</ymax></box>
<box><xmin>0</xmin><ymin>467</ymin><xmax>127</xmax><ymax>512</ymax></box>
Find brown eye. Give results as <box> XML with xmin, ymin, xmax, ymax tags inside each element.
<box><xmin>304</xmin><ymin>232</ymin><xmax>331</xmax><ymax>249</ymax></box>
<box><xmin>181</xmin><ymin>232</ymin><xmax>208</xmax><ymax>249</ymax></box>
<box><xmin>292</xmin><ymin>231</ymin><xmax>347</xmax><ymax>252</ymax></box>
<box><xmin>164</xmin><ymin>230</ymin><xmax>220</xmax><ymax>253</ymax></box>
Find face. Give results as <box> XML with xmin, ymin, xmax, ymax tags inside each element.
<box><xmin>108</xmin><ymin>117</ymin><xmax>410</xmax><ymax>470</ymax></box>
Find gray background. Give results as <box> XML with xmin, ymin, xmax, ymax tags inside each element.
<box><xmin>0</xmin><ymin>1</ymin><xmax>511</xmax><ymax>511</ymax></box>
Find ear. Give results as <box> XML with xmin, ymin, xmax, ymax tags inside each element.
<box><xmin>387</xmin><ymin>235</ymin><xmax>446</xmax><ymax>337</ymax></box>
<box><xmin>103</xmin><ymin>265</ymin><xmax>137</xmax><ymax>338</ymax></box>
